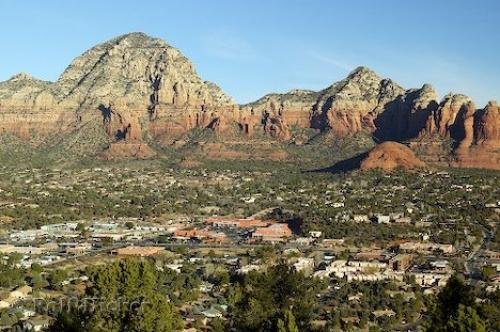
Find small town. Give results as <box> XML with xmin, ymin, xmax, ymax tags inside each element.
<box><xmin>1</xmin><ymin>1</ymin><xmax>499</xmax><ymax>331</ymax></box>
<box><xmin>0</xmin><ymin>165</ymin><xmax>497</xmax><ymax>331</ymax></box>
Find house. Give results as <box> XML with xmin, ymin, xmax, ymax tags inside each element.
<box><xmin>489</xmin><ymin>259</ymin><xmax>500</xmax><ymax>272</ymax></box>
<box><xmin>348</xmin><ymin>261</ymin><xmax>387</xmax><ymax>269</ymax></box>
<box><xmin>92</xmin><ymin>232</ymin><xmax>131</xmax><ymax>241</ymax></box>
<box><xmin>19</xmin><ymin>308</ymin><xmax>37</xmax><ymax>319</ymax></box>
<box><xmin>394</xmin><ymin>217</ymin><xmax>412</xmax><ymax>224</ymax></box>
<box><xmin>40</xmin><ymin>222</ymin><xmax>78</xmax><ymax>234</ymax></box>
<box><xmin>375</xmin><ymin>215</ymin><xmax>391</xmax><ymax>224</ymax></box>
<box><xmin>353</xmin><ymin>215</ymin><xmax>370</xmax><ymax>223</ymax></box>
<box><xmin>10</xmin><ymin>230</ymin><xmax>47</xmax><ymax>241</ymax></box>
<box><xmin>202</xmin><ymin>232</ymin><xmax>227</xmax><ymax>244</ymax></box>
<box><xmin>399</xmin><ymin>241</ymin><xmax>454</xmax><ymax>254</ymax></box>
<box><xmin>411</xmin><ymin>272</ymin><xmax>452</xmax><ymax>287</ymax></box>
<box><xmin>341</xmin><ymin>317</ymin><xmax>360</xmax><ymax>327</ymax></box>
<box><xmin>322</xmin><ymin>239</ymin><xmax>345</xmax><ymax>247</ymax></box>
<box><xmin>0</xmin><ymin>300</ymin><xmax>11</xmax><ymax>309</ymax></box>
<box><xmin>199</xmin><ymin>282</ymin><xmax>214</xmax><ymax>293</ymax></box>
<box><xmin>355</xmin><ymin>250</ymin><xmax>389</xmax><ymax>262</ymax></box>
<box><xmin>485</xmin><ymin>251</ymin><xmax>500</xmax><ymax>260</ymax></box>
<box><xmin>164</xmin><ymin>264</ymin><xmax>183</xmax><ymax>273</ymax></box>
<box><xmin>292</xmin><ymin>257</ymin><xmax>315</xmax><ymax>273</ymax></box>
<box><xmin>0</xmin><ymin>245</ymin><xmax>44</xmax><ymax>255</ymax></box>
<box><xmin>61</xmin><ymin>242</ymin><xmax>92</xmax><ymax>254</ymax></box>
<box><xmin>236</xmin><ymin>264</ymin><xmax>261</xmax><ymax>274</ymax></box>
<box><xmin>36</xmin><ymin>255</ymin><xmax>63</xmax><ymax>266</ymax></box>
<box><xmin>309</xmin><ymin>231</ymin><xmax>322</xmax><ymax>238</ymax></box>
<box><xmin>389</xmin><ymin>254</ymin><xmax>412</xmax><ymax>271</ymax></box>
<box><xmin>292</xmin><ymin>237</ymin><xmax>315</xmax><ymax>246</ymax></box>
<box><xmin>430</xmin><ymin>260</ymin><xmax>449</xmax><ymax>269</ymax></box>
<box><xmin>173</xmin><ymin>228</ymin><xmax>226</xmax><ymax>243</ymax></box>
<box><xmin>390</xmin><ymin>212</ymin><xmax>405</xmax><ymax>220</ymax></box>
<box><xmin>91</xmin><ymin>223</ymin><xmax>119</xmax><ymax>231</ymax></box>
<box><xmin>39</xmin><ymin>242</ymin><xmax>59</xmax><ymax>252</ymax></box>
<box><xmin>201</xmin><ymin>307</ymin><xmax>223</xmax><ymax>318</ymax></box>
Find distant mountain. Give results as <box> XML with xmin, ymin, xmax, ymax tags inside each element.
<box><xmin>0</xmin><ymin>32</ymin><xmax>498</xmax><ymax>169</ymax></box>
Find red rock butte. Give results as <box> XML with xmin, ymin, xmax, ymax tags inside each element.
<box><xmin>359</xmin><ymin>142</ymin><xmax>426</xmax><ymax>172</ymax></box>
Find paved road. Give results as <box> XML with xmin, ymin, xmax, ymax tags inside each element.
<box><xmin>465</xmin><ymin>229</ymin><xmax>493</xmax><ymax>283</ymax></box>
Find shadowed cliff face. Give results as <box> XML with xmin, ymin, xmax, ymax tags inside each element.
<box><xmin>244</xmin><ymin>67</ymin><xmax>498</xmax><ymax>170</ymax></box>
<box><xmin>373</xmin><ymin>84</ymin><xmax>439</xmax><ymax>142</ymax></box>
<box><xmin>0</xmin><ymin>32</ymin><xmax>498</xmax><ymax>169</ymax></box>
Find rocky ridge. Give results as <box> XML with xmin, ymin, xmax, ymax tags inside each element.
<box><xmin>0</xmin><ymin>32</ymin><xmax>498</xmax><ymax>170</ymax></box>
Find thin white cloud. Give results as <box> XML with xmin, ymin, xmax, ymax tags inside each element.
<box><xmin>308</xmin><ymin>51</ymin><xmax>353</xmax><ymax>71</ymax></box>
<box><xmin>202</xmin><ymin>30</ymin><xmax>257</xmax><ymax>61</ymax></box>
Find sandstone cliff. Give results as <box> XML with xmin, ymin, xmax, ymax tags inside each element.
<box><xmin>313</xmin><ymin>67</ymin><xmax>405</xmax><ymax>137</ymax></box>
<box><xmin>0</xmin><ymin>32</ymin><xmax>498</xmax><ymax>170</ymax></box>
<box><xmin>0</xmin><ymin>73</ymin><xmax>76</xmax><ymax>140</ymax></box>
<box><xmin>0</xmin><ymin>33</ymin><xmax>237</xmax><ymax>157</ymax></box>
<box><xmin>241</xmin><ymin>89</ymin><xmax>318</xmax><ymax>139</ymax></box>
<box><xmin>453</xmin><ymin>101</ymin><xmax>500</xmax><ymax>170</ymax></box>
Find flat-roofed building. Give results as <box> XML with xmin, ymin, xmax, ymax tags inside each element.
<box><xmin>252</xmin><ymin>223</ymin><xmax>292</xmax><ymax>242</ymax></box>
<box><xmin>114</xmin><ymin>246</ymin><xmax>164</xmax><ymax>257</ymax></box>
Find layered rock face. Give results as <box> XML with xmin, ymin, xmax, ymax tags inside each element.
<box><xmin>420</xmin><ymin>94</ymin><xmax>472</xmax><ymax>140</ymax></box>
<box><xmin>359</xmin><ymin>141</ymin><xmax>426</xmax><ymax>171</ymax></box>
<box><xmin>241</xmin><ymin>89</ymin><xmax>318</xmax><ymax>139</ymax></box>
<box><xmin>245</xmin><ymin>67</ymin><xmax>498</xmax><ymax>170</ymax></box>
<box><xmin>242</xmin><ymin>67</ymin><xmax>408</xmax><ymax>139</ymax></box>
<box><xmin>411</xmin><ymin>94</ymin><xmax>500</xmax><ymax>170</ymax></box>
<box><xmin>0</xmin><ymin>74</ymin><xmax>77</xmax><ymax>139</ymax></box>
<box><xmin>0</xmin><ymin>32</ymin><xmax>498</xmax><ymax>169</ymax></box>
<box><xmin>241</xmin><ymin>67</ymin><xmax>444</xmax><ymax>144</ymax></box>
<box><xmin>55</xmin><ymin>32</ymin><xmax>233</xmax><ymax>110</ymax></box>
<box><xmin>475</xmin><ymin>101</ymin><xmax>500</xmax><ymax>147</ymax></box>
<box><xmin>453</xmin><ymin>101</ymin><xmax>500</xmax><ymax>169</ymax></box>
<box><xmin>56</xmin><ymin>32</ymin><xmax>236</xmax><ymax>153</ymax></box>
<box><xmin>0</xmin><ymin>33</ymin><xmax>236</xmax><ymax>156</ymax></box>
<box><xmin>313</xmin><ymin>67</ymin><xmax>405</xmax><ymax>137</ymax></box>
<box><xmin>374</xmin><ymin>84</ymin><xmax>439</xmax><ymax>141</ymax></box>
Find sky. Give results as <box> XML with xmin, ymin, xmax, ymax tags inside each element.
<box><xmin>0</xmin><ymin>0</ymin><xmax>499</xmax><ymax>105</ymax></box>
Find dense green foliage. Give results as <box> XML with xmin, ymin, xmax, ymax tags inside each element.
<box><xmin>425</xmin><ymin>275</ymin><xmax>487</xmax><ymax>332</ymax></box>
<box><xmin>227</xmin><ymin>262</ymin><xmax>323</xmax><ymax>332</ymax></box>
<box><xmin>50</xmin><ymin>259</ymin><xmax>183</xmax><ymax>332</ymax></box>
<box><xmin>0</xmin><ymin>254</ymin><xmax>25</xmax><ymax>288</ymax></box>
<box><xmin>0</xmin><ymin>165</ymin><xmax>496</xmax><ymax>249</ymax></box>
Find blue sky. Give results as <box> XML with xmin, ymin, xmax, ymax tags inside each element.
<box><xmin>0</xmin><ymin>0</ymin><xmax>499</xmax><ymax>105</ymax></box>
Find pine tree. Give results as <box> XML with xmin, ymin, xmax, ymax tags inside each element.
<box><xmin>277</xmin><ymin>310</ymin><xmax>299</xmax><ymax>332</ymax></box>
<box><xmin>446</xmin><ymin>305</ymin><xmax>486</xmax><ymax>332</ymax></box>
